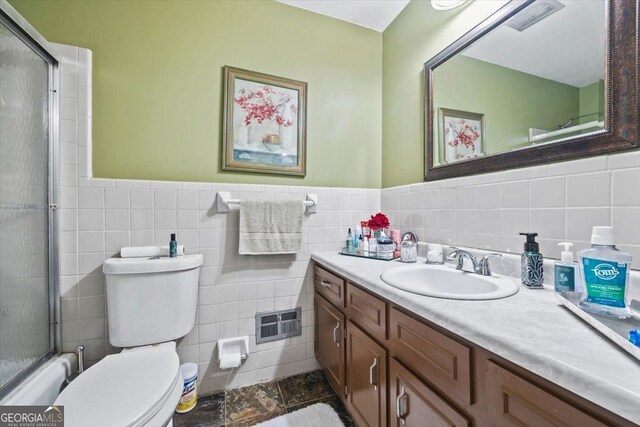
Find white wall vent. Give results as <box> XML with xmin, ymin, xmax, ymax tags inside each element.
<box><xmin>255</xmin><ymin>307</ymin><xmax>302</xmax><ymax>344</ymax></box>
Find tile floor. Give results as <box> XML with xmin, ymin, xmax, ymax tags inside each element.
<box><xmin>174</xmin><ymin>370</ymin><xmax>356</xmax><ymax>427</ymax></box>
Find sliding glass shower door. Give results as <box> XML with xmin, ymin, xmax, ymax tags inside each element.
<box><xmin>0</xmin><ymin>10</ymin><xmax>57</xmax><ymax>396</ymax></box>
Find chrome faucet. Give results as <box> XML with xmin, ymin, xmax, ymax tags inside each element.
<box><xmin>447</xmin><ymin>248</ymin><xmax>502</xmax><ymax>276</ymax></box>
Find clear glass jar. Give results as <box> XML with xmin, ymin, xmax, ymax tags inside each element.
<box><xmin>400</xmin><ymin>240</ymin><xmax>417</xmax><ymax>263</ymax></box>
<box><xmin>377</xmin><ymin>238</ymin><xmax>396</xmax><ymax>258</ymax></box>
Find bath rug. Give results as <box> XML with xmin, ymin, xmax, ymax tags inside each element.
<box><xmin>254</xmin><ymin>403</ymin><xmax>344</xmax><ymax>427</ymax></box>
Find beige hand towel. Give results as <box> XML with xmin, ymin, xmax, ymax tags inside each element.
<box><xmin>239</xmin><ymin>199</ymin><xmax>303</xmax><ymax>255</ymax></box>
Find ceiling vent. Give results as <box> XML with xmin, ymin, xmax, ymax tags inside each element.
<box><xmin>506</xmin><ymin>0</ymin><xmax>565</xmax><ymax>32</ymax></box>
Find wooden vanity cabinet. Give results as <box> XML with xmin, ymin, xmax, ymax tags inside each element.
<box><xmin>313</xmin><ymin>263</ymin><xmax>634</xmax><ymax>427</ymax></box>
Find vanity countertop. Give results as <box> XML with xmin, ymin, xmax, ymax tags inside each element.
<box><xmin>311</xmin><ymin>252</ymin><xmax>640</xmax><ymax>423</ymax></box>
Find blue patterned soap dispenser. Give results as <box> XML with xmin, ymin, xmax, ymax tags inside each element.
<box><xmin>520</xmin><ymin>232</ymin><xmax>544</xmax><ymax>288</ymax></box>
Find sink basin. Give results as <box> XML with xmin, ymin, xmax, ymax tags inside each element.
<box><xmin>380</xmin><ymin>264</ymin><xmax>519</xmax><ymax>300</ymax></box>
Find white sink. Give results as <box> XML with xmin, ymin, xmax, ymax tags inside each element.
<box><xmin>380</xmin><ymin>264</ymin><xmax>519</xmax><ymax>300</ymax></box>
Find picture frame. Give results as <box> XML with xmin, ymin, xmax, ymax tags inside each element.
<box><xmin>222</xmin><ymin>66</ymin><xmax>307</xmax><ymax>176</ymax></box>
<box><xmin>438</xmin><ymin>108</ymin><xmax>485</xmax><ymax>164</ymax></box>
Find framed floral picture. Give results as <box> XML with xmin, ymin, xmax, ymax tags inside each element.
<box><xmin>438</xmin><ymin>108</ymin><xmax>485</xmax><ymax>164</ymax></box>
<box><xmin>222</xmin><ymin>66</ymin><xmax>307</xmax><ymax>176</ymax></box>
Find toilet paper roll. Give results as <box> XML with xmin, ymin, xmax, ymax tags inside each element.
<box><xmin>219</xmin><ymin>352</ymin><xmax>241</xmax><ymax>369</ymax></box>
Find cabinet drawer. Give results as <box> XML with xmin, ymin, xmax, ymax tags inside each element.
<box><xmin>389</xmin><ymin>308</ymin><xmax>472</xmax><ymax>404</ymax></box>
<box><xmin>390</xmin><ymin>358</ymin><xmax>469</xmax><ymax>427</ymax></box>
<box><xmin>486</xmin><ymin>360</ymin><xmax>608</xmax><ymax>427</ymax></box>
<box><xmin>314</xmin><ymin>265</ymin><xmax>345</xmax><ymax>308</ymax></box>
<box><xmin>346</xmin><ymin>282</ymin><xmax>387</xmax><ymax>341</ymax></box>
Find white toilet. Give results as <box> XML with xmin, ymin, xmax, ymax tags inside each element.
<box><xmin>55</xmin><ymin>254</ymin><xmax>203</xmax><ymax>427</ymax></box>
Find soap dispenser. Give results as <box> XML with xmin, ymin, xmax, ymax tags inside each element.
<box><xmin>578</xmin><ymin>226</ymin><xmax>633</xmax><ymax>318</ymax></box>
<box><xmin>519</xmin><ymin>232</ymin><xmax>544</xmax><ymax>288</ymax></box>
<box><xmin>555</xmin><ymin>242</ymin><xmax>580</xmax><ymax>293</ymax></box>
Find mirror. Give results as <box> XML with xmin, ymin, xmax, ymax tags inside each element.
<box><xmin>424</xmin><ymin>0</ymin><xmax>639</xmax><ymax>181</ymax></box>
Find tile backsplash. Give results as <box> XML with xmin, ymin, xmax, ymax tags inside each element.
<box><xmin>382</xmin><ymin>151</ymin><xmax>640</xmax><ymax>270</ymax></box>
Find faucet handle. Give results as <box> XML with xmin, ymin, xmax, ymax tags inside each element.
<box><xmin>480</xmin><ymin>252</ymin><xmax>502</xmax><ymax>261</ymax></box>
<box><xmin>478</xmin><ymin>253</ymin><xmax>502</xmax><ymax>276</ymax></box>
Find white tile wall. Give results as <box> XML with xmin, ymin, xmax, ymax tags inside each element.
<box><xmin>66</xmin><ymin>180</ymin><xmax>377</xmax><ymax>394</ymax></box>
<box><xmin>382</xmin><ymin>152</ymin><xmax>640</xmax><ymax>269</ymax></box>
<box><xmin>53</xmin><ymin>41</ymin><xmax>380</xmax><ymax>396</ymax></box>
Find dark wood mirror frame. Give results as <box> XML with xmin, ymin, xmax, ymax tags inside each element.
<box><xmin>424</xmin><ymin>0</ymin><xmax>639</xmax><ymax>182</ymax></box>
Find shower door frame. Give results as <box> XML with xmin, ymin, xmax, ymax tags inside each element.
<box><xmin>0</xmin><ymin>1</ymin><xmax>60</xmax><ymax>399</ymax></box>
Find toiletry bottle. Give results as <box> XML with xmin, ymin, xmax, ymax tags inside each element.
<box><xmin>354</xmin><ymin>225</ymin><xmax>362</xmax><ymax>248</ymax></box>
<box><xmin>346</xmin><ymin>228</ymin><xmax>354</xmax><ymax>252</ymax></box>
<box><xmin>170</xmin><ymin>233</ymin><xmax>178</xmax><ymax>258</ymax></box>
<box><xmin>357</xmin><ymin>235</ymin><xmax>364</xmax><ymax>255</ymax></box>
<box><xmin>369</xmin><ymin>234</ymin><xmax>378</xmax><ymax>255</ymax></box>
<box><xmin>363</xmin><ymin>237</ymin><xmax>370</xmax><ymax>255</ymax></box>
<box><xmin>519</xmin><ymin>232</ymin><xmax>543</xmax><ymax>288</ymax></box>
<box><xmin>578</xmin><ymin>226</ymin><xmax>632</xmax><ymax>318</ymax></box>
<box><xmin>555</xmin><ymin>242</ymin><xmax>578</xmax><ymax>293</ymax></box>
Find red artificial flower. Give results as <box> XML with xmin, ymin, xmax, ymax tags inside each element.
<box><xmin>368</xmin><ymin>212</ymin><xmax>390</xmax><ymax>230</ymax></box>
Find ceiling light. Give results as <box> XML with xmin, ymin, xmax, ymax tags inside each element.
<box><xmin>431</xmin><ymin>0</ymin><xmax>472</xmax><ymax>11</ymax></box>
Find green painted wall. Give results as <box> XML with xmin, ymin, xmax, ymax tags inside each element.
<box><xmin>432</xmin><ymin>55</ymin><xmax>579</xmax><ymax>161</ymax></box>
<box><xmin>578</xmin><ymin>80</ymin><xmax>605</xmax><ymax>124</ymax></box>
<box><xmin>10</xmin><ymin>0</ymin><xmax>382</xmax><ymax>188</ymax></box>
<box><xmin>382</xmin><ymin>0</ymin><xmax>507</xmax><ymax>187</ymax></box>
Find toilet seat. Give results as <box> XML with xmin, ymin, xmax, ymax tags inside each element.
<box><xmin>55</xmin><ymin>343</ymin><xmax>181</xmax><ymax>427</ymax></box>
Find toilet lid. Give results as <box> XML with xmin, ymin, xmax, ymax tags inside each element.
<box><xmin>55</xmin><ymin>345</ymin><xmax>180</xmax><ymax>427</ymax></box>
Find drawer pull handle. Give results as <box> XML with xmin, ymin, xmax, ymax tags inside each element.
<box><xmin>320</xmin><ymin>280</ymin><xmax>332</xmax><ymax>288</ymax></box>
<box><xmin>333</xmin><ymin>322</ymin><xmax>340</xmax><ymax>347</ymax></box>
<box><xmin>369</xmin><ymin>357</ymin><xmax>378</xmax><ymax>390</ymax></box>
<box><xmin>396</xmin><ymin>385</ymin><xmax>407</xmax><ymax>425</ymax></box>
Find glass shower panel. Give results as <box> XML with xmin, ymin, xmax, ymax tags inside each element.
<box><xmin>0</xmin><ymin>20</ymin><xmax>52</xmax><ymax>391</ymax></box>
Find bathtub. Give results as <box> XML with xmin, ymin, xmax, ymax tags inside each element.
<box><xmin>0</xmin><ymin>353</ymin><xmax>76</xmax><ymax>405</ymax></box>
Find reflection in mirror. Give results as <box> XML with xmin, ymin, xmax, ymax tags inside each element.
<box><xmin>431</xmin><ymin>0</ymin><xmax>606</xmax><ymax>166</ymax></box>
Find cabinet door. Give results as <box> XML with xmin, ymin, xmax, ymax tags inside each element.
<box><xmin>315</xmin><ymin>293</ymin><xmax>345</xmax><ymax>396</ymax></box>
<box><xmin>390</xmin><ymin>358</ymin><xmax>469</xmax><ymax>427</ymax></box>
<box><xmin>486</xmin><ymin>360</ymin><xmax>608</xmax><ymax>427</ymax></box>
<box><xmin>346</xmin><ymin>321</ymin><xmax>387</xmax><ymax>427</ymax></box>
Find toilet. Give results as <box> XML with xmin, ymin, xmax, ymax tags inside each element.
<box><xmin>55</xmin><ymin>254</ymin><xmax>203</xmax><ymax>427</ymax></box>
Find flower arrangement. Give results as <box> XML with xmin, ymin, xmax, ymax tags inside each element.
<box><xmin>445</xmin><ymin>119</ymin><xmax>480</xmax><ymax>150</ymax></box>
<box><xmin>368</xmin><ymin>212</ymin><xmax>390</xmax><ymax>230</ymax></box>
<box><xmin>234</xmin><ymin>86</ymin><xmax>296</xmax><ymax>127</ymax></box>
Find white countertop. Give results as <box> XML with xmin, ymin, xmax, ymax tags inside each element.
<box><xmin>311</xmin><ymin>252</ymin><xmax>640</xmax><ymax>423</ymax></box>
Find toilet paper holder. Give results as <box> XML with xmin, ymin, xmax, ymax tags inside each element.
<box><xmin>218</xmin><ymin>336</ymin><xmax>249</xmax><ymax>368</ymax></box>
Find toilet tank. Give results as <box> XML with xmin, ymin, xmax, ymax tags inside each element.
<box><xmin>103</xmin><ymin>254</ymin><xmax>203</xmax><ymax>347</ymax></box>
